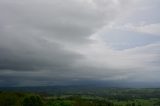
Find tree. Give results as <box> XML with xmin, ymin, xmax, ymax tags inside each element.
<box><xmin>0</xmin><ymin>92</ymin><xmax>21</xmax><ymax>106</ymax></box>
<box><xmin>22</xmin><ymin>95</ymin><xmax>43</xmax><ymax>106</ymax></box>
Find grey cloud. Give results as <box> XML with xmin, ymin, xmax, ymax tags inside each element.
<box><xmin>0</xmin><ymin>0</ymin><xmax>111</xmax><ymax>43</ymax></box>
<box><xmin>0</xmin><ymin>0</ymin><xmax>159</xmax><ymax>86</ymax></box>
<box><xmin>0</xmin><ymin>35</ymin><xmax>82</xmax><ymax>71</ymax></box>
<box><xmin>0</xmin><ymin>0</ymin><xmax>120</xmax><ymax>72</ymax></box>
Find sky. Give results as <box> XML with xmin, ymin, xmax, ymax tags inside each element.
<box><xmin>0</xmin><ymin>0</ymin><xmax>160</xmax><ymax>87</ymax></box>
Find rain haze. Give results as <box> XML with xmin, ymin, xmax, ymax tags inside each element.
<box><xmin>0</xmin><ymin>0</ymin><xmax>160</xmax><ymax>87</ymax></box>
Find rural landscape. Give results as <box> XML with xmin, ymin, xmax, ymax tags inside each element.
<box><xmin>1</xmin><ymin>86</ymin><xmax>160</xmax><ymax>106</ymax></box>
<box><xmin>0</xmin><ymin>0</ymin><xmax>160</xmax><ymax>105</ymax></box>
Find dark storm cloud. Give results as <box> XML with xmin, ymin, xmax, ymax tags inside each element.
<box><xmin>0</xmin><ymin>33</ymin><xmax>82</xmax><ymax>71</ymax></box>
<box><xmin>0</xmin><ymin>0</ymin><xmax>112</xmax><ymax>72</ymax></box>
<box><xmin>0</xmin><ymin>0</ymin><xmax>89</xmax><ymax>71</ymax></box>
<box><xmin>0</xmin><ymin>0</ymin><xmax>160</xmax><ymax>86</ymax></box>
<box><xmin>0</xmin><ymin>0</ymin><xmax>115</xmax><ymax>86</ymax></box>
<box><xmin>0</xmin><ymin>0</ymin><xmax>121</xmax><ymax>73</ymax></box>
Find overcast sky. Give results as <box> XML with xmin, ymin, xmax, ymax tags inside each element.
<box><xmin>0</xmin><ymin>0</ymin><xmax>160</xmax><ymax>87</ymax></box>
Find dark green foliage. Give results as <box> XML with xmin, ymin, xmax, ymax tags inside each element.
<box><xmin>22</xmin><ymin>95</ymin><xmax>44</xmax><ymax>106</ymax></box>
<box><xmin>0</xmin><ymin>92</ymin><xmax>44</xmax><ymax>106</ymax></box>
<box><xmin>0</xmin><ymin>92</ymin><xmax>23</xmax><ymax>106</ymax></box>
<box><xmin>154</xmin><ymin>100</ymin><xmax>160</xmax><ymax>106</ymax></box>
<box><xmin>47</xmin><ymin>100</ymin><xmax>73</xmax><ymax>106</ymax></box>
<box><xmin>131</xmin><ymin>102</ymin><xmax>135</xmax><ymax>106</ymax></box>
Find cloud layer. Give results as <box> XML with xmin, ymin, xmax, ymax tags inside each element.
<box><xmin>0</xmin><ymin>0</ymin><xmax>160</xmax><ymax>87</ymax></box>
